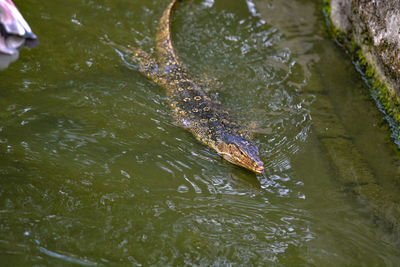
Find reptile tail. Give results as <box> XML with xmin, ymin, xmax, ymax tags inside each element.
<box><xmin>102</xmin><ymin>39</ymin><xmax>161</xmax><ymax>81</ymax></box>
<box><xmin>155</xmin><ymin>0</ymin><xmax>181</xmax><ymax>67</ymax></box>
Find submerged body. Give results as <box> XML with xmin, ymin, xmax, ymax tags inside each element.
<box><xmin>132</xmin><ymin>0</ymin><xmax>265</xmax><ymax>173</ymax></box>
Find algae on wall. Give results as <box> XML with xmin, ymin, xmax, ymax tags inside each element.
<box><xmin>325</xmin><ymin>0</ymin><xmax>400</xmax><ymax>145</ymax></box>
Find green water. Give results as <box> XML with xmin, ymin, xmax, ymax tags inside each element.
<box><xmin>1</xmin><ymin>0</ymin><xmax>400</xmax><ymax>265</ymax></box>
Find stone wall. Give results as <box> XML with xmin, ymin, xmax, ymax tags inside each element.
<box><xmin>328</xmin><ymin>0</ymin><xmax>400</xmax><ymax>122</ymax></box>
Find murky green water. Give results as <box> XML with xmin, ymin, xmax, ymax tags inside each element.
<box><xmin>1</xmin><ymin>0</ymin><xmax>400</xmax><ymax>265</ymax></box>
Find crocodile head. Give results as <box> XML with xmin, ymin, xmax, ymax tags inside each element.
<box><xmin>216</xmin><ymin>134</ymin><xmax>265</xmax><ymax>174</ymax></box>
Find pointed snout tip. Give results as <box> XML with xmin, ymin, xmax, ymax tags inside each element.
<box><xmin>255</xmin><ymin>165</ymin><xmax>264</xmax><ymax>173</ymax></box>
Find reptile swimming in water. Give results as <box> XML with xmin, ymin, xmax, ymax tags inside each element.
<box><xmin>114</xmin><ymin>0</ymin><xmax>266</xmax><ymax>175</ymax></box>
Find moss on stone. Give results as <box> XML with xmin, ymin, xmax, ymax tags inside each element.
<box><xmin>322</xmin><ymin>0</ymin><xmax>331</xmax><ymax>17</ymax></box>
<box><xmin>322</xmin><ymin>0</ymin><xmax>400</xmax><ymax>141</ymax></box>
<box><xmin>321</xmin><ymin>0</ymin><xmax>400</xmax><ymax>231</ymax></box>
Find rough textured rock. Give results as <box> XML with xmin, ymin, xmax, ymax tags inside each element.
<box><xmin>330</xmin><ymin>0</ymin><xmax>400</xmax><ymax>100</ymax></box>
<box><xmin>330</xmin><ymin>0</ymin><xmax>352</xmax><ymax>33</ymax></box>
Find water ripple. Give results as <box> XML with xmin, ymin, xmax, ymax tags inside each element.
<box><xmin>0</xmin><ymin>0</ymin><xmax>398</xmax><ymax>265</ymax></box>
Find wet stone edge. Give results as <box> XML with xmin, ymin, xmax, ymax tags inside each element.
<box><xmin>322</xmin><ymin>0</ymin><xmax>400</xmax><ymax>148</ymax></box>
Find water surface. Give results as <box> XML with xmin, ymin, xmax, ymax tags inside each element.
<box><xmin>1</xmin><ymin>0</ymin><xmax>399</xmax><ymax>265</ymax></box>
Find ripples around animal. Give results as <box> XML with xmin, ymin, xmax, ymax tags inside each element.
<box><xmin>107</xmin><ymin>0</ymin><xmax>267</xmax><ymax>175</ymax></box>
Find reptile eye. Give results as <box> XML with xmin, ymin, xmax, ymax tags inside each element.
<box><xmin>238</xmin><ymin>150</ymin><xmax>246</xmax><ymax>157</ymax></box>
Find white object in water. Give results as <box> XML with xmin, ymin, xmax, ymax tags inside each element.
<box><xmin>0</xmin><ymin>0</ymin><xmax>38</xmax><ymax>69</ymax></box>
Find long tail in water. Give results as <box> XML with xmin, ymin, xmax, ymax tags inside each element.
<box><xmin>110</xmin><ymin>0</ymin><xmax>266</xmax><ymax>175</ymax></box>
